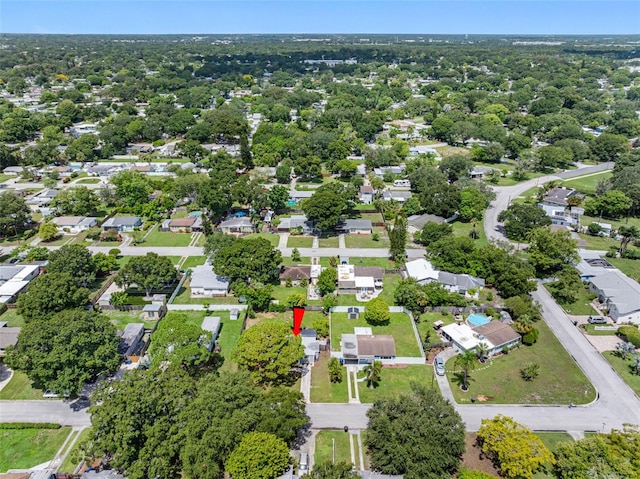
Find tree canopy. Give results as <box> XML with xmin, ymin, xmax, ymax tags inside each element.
<box><xmin>225</xmin><ymin>432</ymin><xmax>291</xmax><ymax>479</ymax></box>
<box><xmin>302</xmin><ymin>187</ymin><xmax>346</xmax><ymax>231</ymax></box>
<box><xmin>212</xmin><ymin>237</ymin><xmax>282</xmax><ymax>288</ymax></box>
<box><xmin>497</xmin><ymin>203</ymin><xmax>552</xmax><ymax>241</ymax></box>
<box><xmin>115</xmin><ymin>252</ymin><xmax>177</xmax><ymax>296</ymax></box>
<box><xmin>17</xmin><ymin>272</ymin><xmax>90</xmax><ymax>321</ymax></box>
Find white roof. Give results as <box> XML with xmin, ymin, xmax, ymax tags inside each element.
<box><xmin>354</xmin><ymin>327</ymin><xmax>373</xmax><ymax>335</ymax></box>
<box><xmin>337</xmin><ymin>264</ymin><xmax>355</xmax><ymax>282</ymax></box>
<box><xmin>590</xmin><ymin>270</ymin><xmax>640</xmax><ymax>315</ymax></box>
<box><xmin>355</xmin><ymin>276</ymin><xmax>375</xmax><ymax>288</ymax></box>
<box><xmin>441</xmin><ymin>323</ymin><xmax>485</xmax><ymax>351</ymax></box>
<box><xmin>405</xmin><ymin>258</ymin><xmax>439</xmax><ymax>283</ymax></box>
<box><xmin>201</xmin><ymin>316</ymin><xmax>222</xmax><ymax>335</ymax></box>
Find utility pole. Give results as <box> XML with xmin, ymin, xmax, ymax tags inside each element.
<box><xmin>332</xmin><ymin>437</ymin><xmax>335</xmax><ymax>464</ymax></box>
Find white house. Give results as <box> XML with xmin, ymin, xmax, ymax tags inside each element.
<box><xmin>190</xmin><ymin>264</ymin><xmax>230</xmax><ymax>298</ymax></box>
<box><xmin>538</xmin><ymin>187</ymin><xmax>584</xmax><ymax>227</ymax></box>
<box><xmin>102</xmin><ymin>216</ymin><xmax>142</xmax><ymax>232</ymax></box>
<box><xmin>404</xmin><ymin>258</ymin><xmax>439</xmax><ymax>284</ymax></box>
<box><xmin>52</xmin><ymin>216</ymin><xmax>97</xmax><ymax>234</ymax></box>
<box><xmin>440</xmin><ymin>321</ymin><xmax>520</xmax><ymax>356</ymax></box>
<box><xmin>337</xmin><ymin>219</ymin><xmax>372</xmax><ymax>235</ymax></box>
<box><xmin>588</xmin><ymin>270</ymin><xmax>640</xmax><ymax>324</ymax></box>
<box><xmin>0</xmin><ymin>264</ymin><xmax>41</xmax><ymax>304</ymax></box>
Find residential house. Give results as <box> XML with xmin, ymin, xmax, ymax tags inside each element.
<box><xmin>102</xmin><ymin>216</ymin><xmax>142</xmax><ymax>232</ymax></box>
<box><xmin>0</xmin><ymin>264</ymin><xmax>41</xmax><ymax>304</ymax></box>
<box><xmin>169</xmin><ymin>217</ymin><xmax>197</xmax><ymax>233</ymax></box>
<box><xmin>382</xmin><ymin>191</ymin><xmax>412</xmax><ymax>203</ymax></box>
<box><xmin>69</xmin><ymin>123</ymin><xmax>98</xmax><ymax>138</ymax></box>
<box><xmin>3</xmin><ymin>166</ymin><xmax>25</xmax><ymax>176</ymax></box>
<box><xmin>277</xmin><ymin>215</ymin><xmax>315</xmax><ymax>234</ymax></box>
<box><xmin>190</xmin><ymin>264</ymin><xmax>230</xmax><ymax>297</ymax></box>
<box><xmin>142</xmin><ymin>303</ymin><xmax>166</xmax><ymax>321</ymax></box>
<box><xmin>337</xmin><ymin>265</ymin><xmax>383</xmax><ymax>300</ymax></box>
<box><xmin>86</xmin><ymin>164</ymin><xmax>121</xmax><ymax>177</ymax></box>
<box><xmin>341</xmin><ymin>328</ymin><xmax>396</xmax><ymax>364</ymax></box>
<box><xmin>280</xmin><ymin>265</ymin><xmax>311</xmax><ymax>286</ymax></box>
<box><xmin>337</xmin><ymin>219</ymin><xmax>372</xmax><ymax>235</ymax></box>
<box><xmin>359</xmin><ymin>185</ymin><xmax>375</xmax><ymax>204</ymax></box>
<box><xmin>201</xmin><ymin>316</ymin><xmax>222</xmax><ymax>352</ymax></box>
<box><xmin>588</xmin><ymin>270</ymin><xmax>640</xmax><ymax>324</ymax></box>
<box><xmin>300</xmin><ymin>329</ymin><xmax>323</xmax><ymax>365</ymax></box>
<box><xmin>407</xmin><ymin>213</ymin><xmax>446</xmax><ymax>235</ymax></box>
<box><xmin>538</xmin><ymin>187</ymin><xmax>584</xmax><ymax>227</ymax></box>
<box><xmin>0</xmin><ymin>321</ymin><xmax>20</xmax><ymax>356</ymax></box>
<box><xmin>373</xmin><ymin>165</ymin><xmax>405</xmax><ymax>178</ymax></box>
<box><xmin>26</xmin><ymin>189</ymin><xmax>59</xmax><ymax>209</ymax></box>
<box><xmin>437</xmin><ymin>271</ymin><xmax>485</xmax><ymax>297</ymax></box>
<box><xmin>118</xmin><ymin>323</ymin><xmax>145</xmax><ymax>357</ymax></box>
<box><xmin>404</xmin><ymin>258</ymin><xmax>439</xmax><ymax>285</ymax></box>
<box><xmin>440</xmin><ymin>321</ymin><xmax>520</xmax><ymax>357</ymax></box>
<box><xmin>219</xmin><ymin>216</ymin><xmax>255</xmax><ymax>235</ymax></box>
<box><xmin>52</xmin><ymin>216</ymin><xmax>97</xmax><ymax>234</ymax></box>
<box><xmin>409</xmin><ymin>145</ymin><xmax>441</xmax><ymax>159</ymax></box>
<box><xmin>469</xmin><ymin>166</ymin><xmax>494</xmax><ymax>179</ymax></box>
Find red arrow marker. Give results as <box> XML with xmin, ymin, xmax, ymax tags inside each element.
<box><xmin>292</xmin><ymin>307</ymin><xmax>305</xmax><ymax>336</ymax></box>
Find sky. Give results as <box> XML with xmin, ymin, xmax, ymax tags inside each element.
<box><xmin>1</xmin><ymin>0</ymin><xmax>639</xmax><ymax>35</ymax></box>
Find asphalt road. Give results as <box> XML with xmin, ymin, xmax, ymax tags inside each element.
<box><xmin>484</xmin><ymin>162</ymin><xmax>614</xmax><ymax>244</ymax></box>
<box><xmin>0</xmin><ymin>400</ymin><xmax>91</xmax><ymax>427</ymax></box>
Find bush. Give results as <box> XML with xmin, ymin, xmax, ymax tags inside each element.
<box><xmin>486</xmin><ymin>292</ymin><xmax>494</xmax><ymax>302</ymax></box>
<box><xmin>312</xmin><ymin>317</ymin><xmax>329</xmax><ymax>338</ymax></box>
<box><xmin>618</xmin><ymin>325</ymin><xmax>640</xmax><ymax>347</ymax></box>
<box><xmin>329</xmin><ymin>357</ymin><xmax>343</xmax><ymax>383</ymax></box>
<box><xmin>267</xmin><ymin>303</ymin><xmax>286</xmax><ymax>313</ymax></box>
<box><xmin>364</xmin><ymin>298</ymin><xmax>391</xmax><ymax>326</ymax></box>
<box><xmin>522</xmin><ymin>328</ymin><xmax>539</xmax><ymax>346</ymax></box>
<box><xmin>486</xmin><ymin>307</ymin><xmax>496</xmax><ymax>317</ymax></box>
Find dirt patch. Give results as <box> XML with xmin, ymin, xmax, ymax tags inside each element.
<box><xmin>461</xmin><ymin>433</ymin><xmax>500</xmax><ymax>477</ymax></box>
<box><xmin>382</xmin><ymin>363</ymin><xmax>407</xmax><ymax>369</ymax></box>
<box><xmin>245</xmin><ymin>312</ymin><xmax>287</xmax><ymax>329</ymax></box>
<box><xmin>475</xmin><ymin>395</ymin><xmax>493</xmax><ymax>402</ymax></box>
<box><xmin>425</xmin><ymin>347</ymin><xmax>445</xmax><ymax>365</ymax></box>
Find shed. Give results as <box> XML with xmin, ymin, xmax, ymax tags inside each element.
<box><xmin>118</xmin><ymin>323</ymin><xmax>144</xmax><ymax>356</ymax></box>
<box><xmin>347</xmin><ymin>307</ymin><xmax>360</xmax><ymax>319</ymax></box>
<box><xmin>201</xmin><ymin>316</ymin><xmax>222</xmax><ymax>352</ymax></box>
<box><xmin>142</xmin><ymin>303</ymin><xmax>165</xmax><ymax>320</ymax></box>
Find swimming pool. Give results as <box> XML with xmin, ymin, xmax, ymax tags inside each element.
<box><xmin>468</xmin><ymin>313</ymin><xmax>490</xmax><ymax>327</ymax></box>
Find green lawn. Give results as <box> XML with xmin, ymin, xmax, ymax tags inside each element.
<box><xmin>272</xmin><ymin>285</ymin><xmax>312</xmax><ymax>305</ymax></box>
<box><xmin>331</xmin><ymin>312</ymin><xmax>421</xmax><ymax>357</ymax></box>
<box><xmin>580</xmin><ymin>214</ymin><xmax>640</xmax><ymax>233</ymax></box>
<box><xmin>318</xmin><ymin>235</ymin><xmax>340</xmax><ymax>248</ymax></box>
<box><xmin>310</xmin><ymin>354</ymin><xmax>349</xmax><ymax>403</ymax></box>
<box><xmin>357</xmin><ymin>366</ymin><xmax>434</xmax><ymax>403</ymax></box>
<box><xmin>446</xmin><ymin>321</ymin><xmax>596</xmax><ymax>405</ymax></box>
<box><xmin>282</xmin><ymin>256</ymin><xmax>311</xmax><ymax>266</ymax></box>
<box><xmin>608</xmin><ymin>257</ymin><xmax>640</xmax><ymax>281</ymax></box>
<box><xmin>140</xmin><ymin>229</ymin><xmax>193</xmax><ymax>247</ymax></box>
<box><xmin>340</xmin><ymin>257</ymin><xmax>396</xmax><ymax>269</ymax></box>
<box><xmin>59</xmin><ymin>427</ymin><xmax>93</xmax><ymax>473</ymax></box>
<box><xmin>287</xmin><ymin>236</ymin><xmax>314</xmax><ymax>248</ymax></box>
<box><xmin>451</xmin><ymin>220</ymin><xmax>488</xmax><ymax>246</ymax></box>
<box><xmin>416</xmin><ymin>312</ymin><xmax>454</xmax><ymax>343</ymax></box>
<box><xmin>0</xmin><ymin>426</ymin><xmax>72</xmax><ymax>472</ymax></box>
<box><xmin>182</xmin><ymin>256</ymin><xmax>207</xmax><ymax>269</ymax></box>
<box><xmin>165</xmin><ymin>256</ymin><xmax>183</xmax><ymax>266</ymax></box>
<box><xmin>75</xmin><ymin>178</ymin><xmax>101</xmax><ymax>184</ymax></box>
<box><xmin>0</xmin><ymin>174</ymin><xmax>9</xmax><ymax>183</ymax></box>
<box><xmin>0</xmin><ymin>370</ymin><xmax>44</xmax><ymax>400</ymax></box>
<box><xmin>103</xmin><ymin>310</ymin><xmax>158</xmax><ymax>331</ymax></box>
<box><xmin>577</xmin><ymin>233</ymin><xmax>620</xmax><ymax>251</ymax></box>
<box><xmin>0</xmin><ymin>308</ymin><xmax>24</xmax><ymax>327</ymax></box>
<box><xmin>244</xmin><ymin>232</ymin><xmax>280</xmax><ymax>247</ymax></box>
<box><xmin>544</xmin><ymin>283</ymin><xmax>597</xmax><ymax>316</ymax></box>
<box><xmin>579</xmin><ymin>324</ymin><xmax>618</xmax><ymax>336</ymax></box>
<box><xmin>603</xmin><ymin>351</ymin><xmax>640</xmax><ymax>396</ymax></box>
<box><xmin>314</xmin><ymin>431</ymin><xmax>353</xmax><ymax>466</ymax></box>
<box><xmin>561</xmin><ymin>171</ymin><xmax>612</xmax><ymax>195</ymax></box>
<box><xmin>334</xmin><ymin>274</ymin><xmax>401</xmax><ymax>307</ymax></box>
<box><xmin>344</xmin><ymin>228</ymin><xmax>389</xmax><ymax>249</ymax></box>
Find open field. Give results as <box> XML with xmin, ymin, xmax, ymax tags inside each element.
<box><xmin>314</xmin><ymin>430</ymin><xmax>353</xmax><ymax>466</ymax></box>
<box><xmin>140</xmin><ymin>229</ymin><xmax>193</xmax><ymax>247</ymax></box>
<box><xmin>0</xmin><ymin>426</ymin><xmax>72</xmax><ymax>472</ymax></box>
<box><xmin>310</xmin><ymin>353</ymin><xmax>349</xmax><ymax>403</ymax></box>
<box><xmin>287</xmin><ymin>236</ymin><xmax>314</xmax><ymax>248</ymax></box>
<box><xmin>331</xmin><ymin>311</ymin><xmax>421</xmax><ymax>357</ymax></box>
<box><xmin>357</xmin><ymin>365</ymin><xmax>433</xmax><ymax>403</ymax></box>
<box><xmin>560</xmin><ymin>171</ymin><xmax>612</xmax><ymax>195</ymax></box>
<box><xmin>445</xmin><ymin>321</ymin><xmax>596</xmax><ymax>404</ymax></box>
<box><xmin>244</xmin><ymin>232</ymin><xmax>280</xmax><ymax>247</ymax></box>
<box><xmin>344</xmin><ymin>228</ymin><xmax>389</xmax><ymax>249</ymax></box>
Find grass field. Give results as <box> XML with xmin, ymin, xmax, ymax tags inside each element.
<box><xmin>318</xmin><ymin>235</ymin><xmax>339</xmax><ymax>248</ymax></box>
<box><xmin>59</xmin><ymin>427</ymin><xmax>93</xmax><ymax>473</ymax></box>
<box><xmin>446</xmin><ymin>321</ymin><xmax>596</xmax><ymax>405</ymax></box>
<box><xmin>0</xmin><ymin>370</ymin><xmax>44</xmax><ymax>400</ymax></box>
<box><xmin>579</xmin><ymin>324</ymin><xmax>618</xmax><ymax>336</ymax></box>
<box><xmin>608</xmin><ymin>257</ymin><xmax>640</xmax><ymax>280</ymax></box>
<box><xmin>75</xmin><ymin>178</ymin><xmax>101</xmax><ymax>184</ymax></box>
<box><xmin>287</xmin><ymin>236</ymin><xmax>314</xmax><ymax>248</ymax></box>
<box><xmin>344</xmin><ymin>228</ymin><xmax>389</xmax><ymax>249</ymax></box>
<box><xmin>331</xmin><ymin>312</ymin><xmax>421</xmax><ymax>357</ymax></box>
<box><xmin>314</xmin><ymin>431</ymin><xmax>353</xmax><ymax>467</ymax></box>
<box><xmin>282</xmin><ymin>256</ymin><xmax>312</xmax><ymax>266</ymax></box>
<box><xmin>0</xmin><ymin>308</ymin><xmax>24</xmax><ymax>327</ymax></box>
<box><xmin>357</xmin><ymin>365</ymin><xmax>433</xmax><ymax>403</ymax></box>
<box><xmin>140</xmin><ymin>229</ymin><xmax>193</xmax><ymax>247</ymax></box>
<box><xmin>103</xmin><ymin>310</ymin><xmax>158</xmax><ymax>331</ymax></box>
<box><xmin>603</xmin><ymin>351</ymin><xmax>640</xmax><ymax>396</ymax></box>
<box><xmin>172</xmin><ymin>280</ymin><xmax>240</xmax><ymax>305</ymax></box>
<box><xmin>0</xmin><ymin>426</ymin><xmax>72</xmax><ymax>472</ymax></box>
<box><xmin>272</xmin><ymin>285</ymin><xmax>311</xmax><ymax>305</ymax></box>
<box><xmin>560</xmin><ymin>171</ymin><xmax>612</xmax><ymax>195</ymax></box>
<box><xmin>544</xmin><ymin>283</ymin><xmax>597</xmax><ymax>316</ymax></box>
<box><xmin>577</xmin><ymin>233</ymin><xmax>621</xmax><ymax>251</ymax></box>
<box><xmin>451</xmin><ymin>220</ymin><xmax>487</xmax><ymax>246</ymax></box>
<box><xmin>310</xmin><ymin>354</ymin><xmax>349</xmax><ymax>403</ymax></box>
<box><xmin>181</xmin><ymin>256</ymin><xmax>207</xmax><ymax>269</ymax></box>
<box><xmin>244</xmin><ymin>232</ymin><xmax>280</xmax><ymax>247</ymax></box>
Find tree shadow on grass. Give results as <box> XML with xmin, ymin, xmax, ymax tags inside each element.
<box><xmin>451</xmin><ymin>371</ymin><xmax>475</xmax><ymax>392</ymax></box>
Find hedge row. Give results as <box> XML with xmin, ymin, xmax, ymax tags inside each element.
<box><xmin>618</xmin><ymin>325</ymin><xmax>640</xmax><ymax>348</ymax></box>
<box><xmin>0</xmin><ymin>422</ymin><xmax>61</xmax><ymax>430</ymax></box>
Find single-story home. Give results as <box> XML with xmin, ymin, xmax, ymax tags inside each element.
<box><xmin>588</xmin><ymin>270</ymin><xmax>640</xmax><ymax>324</ymax></box>
<box><xmin>0</xmin><ymin>264</ymin><xmax>41</xmax><ymax>304</ymax></box>
<box><xmin>300</xmin><ymin>329</ymin><xmax>323</xmax><ymax>365</ymax></box>
<box><xmin>86</xmin><ymin>164</ymin><xmax>121</xmax><ymax>177</ymax></box>
<box><xmin>359</xmin><ymin>185</ymin><xmax>374</xmax><ymax>204</ymax></box>
<box><xmin>438</xmin><ymin>271</ymin><xmax>485</xmax><ymax>297</ymax></box>
<box><xmin>168</xmin><ymin>217</ymin><xmax>197</xmax><ymax>233</ymax></box>
<box><xmin>337</xmin><ymin>265</ymin><xmax>383</xmax><ymax>298</ymax></box>
<box><xmin>142</xmin><ymin>303</ymin><xmax>166</xmax><ymax>320</ymax></box>
<box><xmin>219</xmin><ymin>216</ymin><xmax>255</xmax><ymax>235</ymax></box>
<box><xmin>341</xmin><ymin>328</ymin><xmax>396</xmax><ymax>364</ymax></box>
<box><xmin>337</xmin><ymin>219</ymin><xmax>372</xmax><ymax>235</ymax></box>
<box><xmin>407</xmin><ymin>213</ymin><xmax>447</xmax><ymax>234</ymax></box>
<box><xmin>440</xmin><ymin>321</ymin><xmax>520</xmax><ymax>356</ymax></box>
<box><xmin>52</xmin><ymin>216</ymin><xmax>97</xmax><ymax>234</ymax></box>
<box><xmin>118</xmin><ymin>323</ymin><xmax>145</xmax><ymax>357</ymax></box>
<box><xmin>26</xmin><ymin>189</ymin><xmax>59</xmax><ymax>209</ymax></box>
<box><xmin>3</xmin><ymin>166</ymin><xmax>24</xmax><ymax>176</ymax></box>
<box><xmin>0</xmin><ymin>321</ymin><xmax>20</xmax><ymax>356</ymax></box>
<box><xmin>201</xmin><ymin>316</ymin><xmax>222</xmax><ymax>352</ymax></box>
<box><xmin>404</xmin><ymin>258</ymin><xmax>439</xmax><ymax>285</ymax></box>
<box><xmin>277</xmin><ymin>215</ymin><xmax>315</xmax><ymax>234</ymax></box>
<box><xmin>382</xmin><ymin>191</ymin><xmax>412</xmax><ymax>203</ymax></box>
<box><xmin>280</xmin><ymin>265</ymin><xmax>311</xmax><ymax>286</ymax></box>
<box><xmin>190</xmin><ymin>264</ymin><xmax>230</xmax><ymax>297</ymax></box>
<box><xmin>102</xmin><ymin>216</ymin><xmax>142</xmax><ymax>232</ymax></box>
<box><xmin>469</xmin><ymin>166</ymin><xmax>494</xmax><ymax>179</ymax></box>
<box><xmin>373</xmin><ymin>165</ymin><xmax>405</xmax><ymax>178</ymax></box>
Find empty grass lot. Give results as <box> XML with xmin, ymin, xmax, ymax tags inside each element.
<box><xmin>451</xmin><ymin>220</ymin><xmax>487</xmax><ymax>246</ymax></box>
<box><xmin>310</xmin><ymin>354</ymin><xmax>349</xmax><ymax>403</ymax></box>
<box><xmin>603</xmin><ymin>351</ymin><xmax>640</xmax><ymax>396</ymax></box>
<box><xmin>181</xmin><ymin>256</ymin><xmax>207</xmax><ymax>269</ymax></box>
<box><xmin>244</xmin><ymin>232</ymin><xmax>280</xmax><ymax>247</ymax></box>
<box><xmin>172</xmin><ymin>280</ymin><xmax>240</xmax><ymax>305</ymax></box>
<box><xmin>357</xmin><ymin>365</ymin><xmax>433</xmax><ymax>403</ymax></box>
<box><xmin>287</xmin><ymin>236</ymin><xmax>314</xmax><ymax>248</ymax></box>
<box><xmin>103</xmin><ymin>310</ymin><xmax>158</xmax><ymax>331</ymax></box>
<box><xmin>314</xmin><ymin>430</ymin><xmax>353</xmax><ymax>466</ymax></box>
<box><xmin>140</xmin><ymin>229</ymin><xmax>193</xmax><ymax>247</ymax></box>
<box><xmin>0</xmin><ymin>426</ymin><xmax>72</xmax><ymax>472</ymax></box>
<box><xmin>544</xmin><ymin>283</ymin><xmax>597</xmax><ymax>316</ymax></box>
<box><xmin>0</xmin><ymin>370</ymin><xmax>44</xmax><ymax>400</ymax></box>
<box><xmin>330</xmin><ymin>312</ymin><xmax>421</xmax><ymax>357</ymax></box>
<box><xmin>318</xmin><ymin>235</ymin><xmax>339</xmax><ymax>248</ymax></box>
<box><xmin>608</xmin><ymin>257</ymin><xmax>640</xmax><ymax>280</ymax></box>
<box><xmin>445</xmin><ymin>321</ymin><xmax>596</xmax><ymax>405</ymax></box>
<box><xmin>560</xmin><ymin>171</ymin><xmax>612</xmax><ymax>195</ymax></box>
<box><xmin>344</xmin><ymin>228</ymin><xmax>389</xmax><ymax>248</ymax></box>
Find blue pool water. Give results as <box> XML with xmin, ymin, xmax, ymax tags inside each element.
<box><xmin>468</xmin><ymin>314</ymin><xmax>490</xmax><ymax>327</ymax></box>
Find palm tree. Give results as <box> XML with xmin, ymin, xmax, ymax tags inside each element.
<box><xmin>454</xmin><ymin>350</ymin><xmax>477</xmax><ymax>391</ymax></box>
<box><xmin>514</xmin><ymin>314</ymin><xmax>534</xmax><ymax>334</ymax></box>
<box><xmin>476</xmin><ymin>342</ymin><xmax>490</xmax><ymax>363</ymax></box>
<box><xmin>363</xmin><ymin>360</ymin><xmax>383</xmax><ymax>389</ymax></box>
